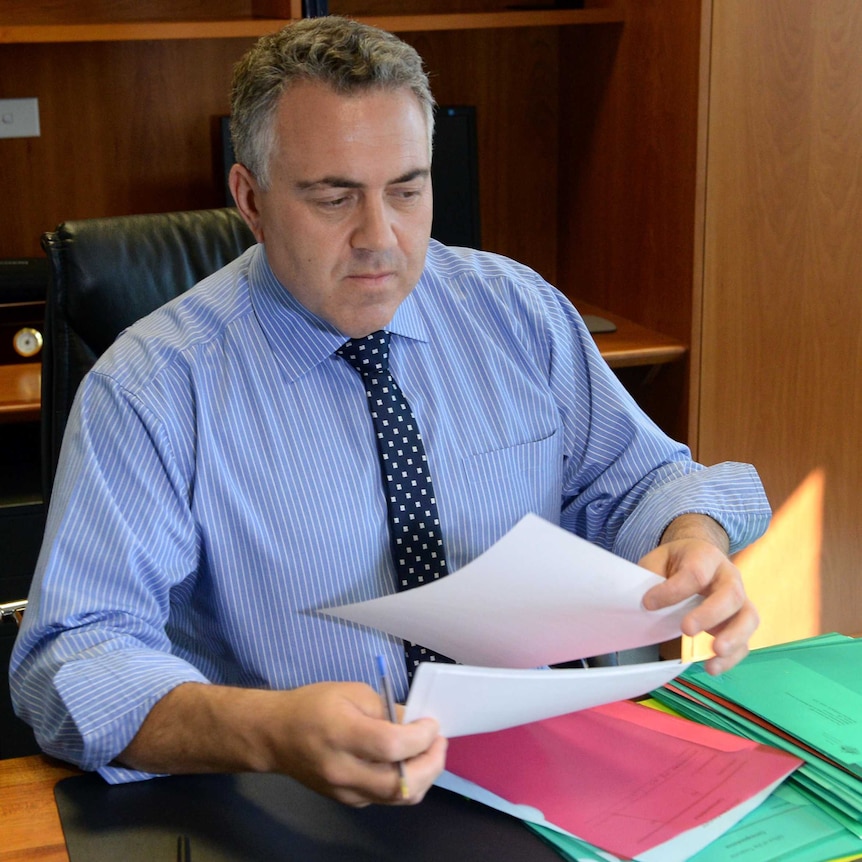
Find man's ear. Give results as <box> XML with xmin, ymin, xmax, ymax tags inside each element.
<box><xmin>230</xmin><ymin>163</ymin><xmax>266</xmax><ymax>243</ymax></box>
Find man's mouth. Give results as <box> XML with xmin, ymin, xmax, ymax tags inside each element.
<box><xmin>348</xmin><ymin>271</ymin><xmax>394</xmax><ymax>282</ymax></box>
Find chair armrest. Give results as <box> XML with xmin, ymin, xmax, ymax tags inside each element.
<box><xmin>0</xmin><ymin>599</ymin><xmax>28</xmax><ymax>626</ymax></box>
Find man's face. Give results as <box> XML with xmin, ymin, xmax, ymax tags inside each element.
<box><xmin>232</xmin><ymin>82</ymin><xmax>433</xmax><ymax>338</ymax></box>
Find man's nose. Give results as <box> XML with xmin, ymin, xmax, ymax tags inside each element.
<box><xmin>352</xmin><ymin>196</ymin><xmax>397</xmax><ymax>251</ymax></box>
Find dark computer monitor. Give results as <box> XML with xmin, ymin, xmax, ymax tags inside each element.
<box><xmin>430</xmin><ymin>105</ymin><xmax>482</xmax><ymax>249</ymax></box>
<box><xmin>219</xmin><ymin>104</ymin><xmax>481</xmax><ymax>249</ymax></box>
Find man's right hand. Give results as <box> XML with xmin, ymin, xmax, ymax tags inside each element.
<box><xmin>119</xmin><ymin>680</ymin><xmax>446</xmax><ymax>806</ymax></box>
<box><xmin>265</xmin><ymin>681</ymin><xmax>446</xmax><ymax>805</ymax></box>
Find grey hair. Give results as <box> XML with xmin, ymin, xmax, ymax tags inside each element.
<box><xmin>230</xmin><ymin>16</ymin><xmax>436</xmax><ymax>190</ymax></box>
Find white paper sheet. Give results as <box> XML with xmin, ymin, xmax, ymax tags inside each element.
<box><xmin>320</xmin><ymin>513</ymin><xmax>700</xmax><ymax>668</ymax></box>
<box><xmin>402</xmin><ymin>659</ymin><xmax>690</xmax><ymax>737</ymax></box>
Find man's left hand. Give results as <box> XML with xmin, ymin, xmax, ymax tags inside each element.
<box><xmin>638</xmin><ymin>514</ymin><xmax>759</xmax><ymax>675</ymax></box>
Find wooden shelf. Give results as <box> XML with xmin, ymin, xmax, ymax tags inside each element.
<box><xmin>349</xmin><ymin>9</ymin><xmax>624</xmax><ymax>34</ymax></box>
<box><xmin>575</xmin><ymin>301</ymin><xmax>687</xmax><ymax>369</ymax></box>
<box><xmin>0</xmin><ymin>364</ymin><xmax>40</xmax><ymax>424</ymax></box>
<box><xmin>0</xmin><ymin>9</ymin><xmax>623</xmax><ymax>44</ymax></box>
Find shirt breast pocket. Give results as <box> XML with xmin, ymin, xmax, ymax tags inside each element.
<box><xmin>456</xmin><ymin>429</ymin><xmax>562</xmax><ymax>549</ymax></box>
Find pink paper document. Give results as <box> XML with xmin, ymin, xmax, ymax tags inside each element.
<box><xmin>445</xmin><ymin>700</ymin><xmax>801</xmax><ymax>860</ymax></box>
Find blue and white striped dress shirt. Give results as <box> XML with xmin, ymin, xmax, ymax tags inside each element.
<box><xmin>11</xmin><ymin>241</ymin><xmax>770</xmax><ymax>781</ymax></box>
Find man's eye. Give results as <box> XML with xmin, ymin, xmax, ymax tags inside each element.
<box><xmin>391</xmin><ymin>187</ymin><xmax>423</xmax><ymax>202</ymax></box>
<box><xmin>312</xmin><ymin>190</ymin><xmax>357</xmax><ymax>209</ymax></box>
<box><xmin>318</xmin><ymin>196</ymin><xmax>349</xmax><ymax>208</ymax></box>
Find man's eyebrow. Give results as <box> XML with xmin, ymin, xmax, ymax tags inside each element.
<box><xmin>295</xmin><ymin>168</ymin><xmax>430</xmax><ymax>191</ymax></box>
<box><xmin>389</xmin><ymin>168</ymin><xmax>431</xmax><ymax>184</ymax></box>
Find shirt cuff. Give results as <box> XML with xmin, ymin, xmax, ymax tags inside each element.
<box><xmin>613</xmin><ymin>461</ymin><xmax>772</xmax><ymax>562</ymax></box>
<box><xmin>54</xmin><ymin>648</ymin><xmax>210</xmax><ymax>775</ymax></box>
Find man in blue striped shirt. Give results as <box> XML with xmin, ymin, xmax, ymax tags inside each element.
<box><xmin>12</xmin><ymin>17</ymin><xmax>770</xmax><ymax>806</ymax></box>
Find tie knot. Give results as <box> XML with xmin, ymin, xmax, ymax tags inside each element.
<box><xmin>337</xmin><ymin>330</ymin><xmax>391</xmax><ymax>374</ymax></box>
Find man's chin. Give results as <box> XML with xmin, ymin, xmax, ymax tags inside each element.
<box><xmin>333</xmin><ymin>295</ymin><xmax>412</xmax><ymax>339</ymax></box>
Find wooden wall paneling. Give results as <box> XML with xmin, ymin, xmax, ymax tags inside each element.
<box><xmin>698</xmin><ymin>1</ymin><xmax>862</xmax><ymax>637</ymax></box>
<box><xmin>400</xmin><ymin>26</ymin><xmax>561</xmax><ymax>282</ymax></box>
<box><xmin>555</xmin><ymin>21</ymin><xmax>621</xmax><ymax>307</ymax></box>
<box><xmin>1</xmin><ymin>38</ymin><xmax>255</xmax><ymax>258</ymax></box>
<box><xmin>556</xmin><ymin>0</ymin><xmax>703</xmax><ymax>443</ymax></box>
<box><xmin>1</xmin><ymin>25</ymin><xmax>563</xmax><ymax>273</ymax></box>
<box><xmin>557</xmin><ymin>1</ymin><xmax>701</xmax><ymax>340</ymax></box>
<box><xmin>250</xmin><ymin>1</ymin><xmax>302</xmax><ymax>19</ymax></box>
<box><xmin>686</xmin><ymin>0</ymin><xmax>713</xmax><ymax>458</ymax></box>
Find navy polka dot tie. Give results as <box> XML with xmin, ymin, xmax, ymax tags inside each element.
<box><xmin>338</xmin><ymin>330</ymin><xmax>454</xmax><ymax>679</ymax></box>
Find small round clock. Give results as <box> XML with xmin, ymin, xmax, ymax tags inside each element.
<box><xmin>13</xmin><ymin>326</ymin><xmax>43</xmax><ymax>359</ymax></box>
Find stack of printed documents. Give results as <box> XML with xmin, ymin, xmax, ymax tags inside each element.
<box><xmin>322</xmin><ymin>515</ymin><xmax>808</xmax><ymax>860</ymax></box>
<box><xmin>440</xmin><ymin>698</ymin><xmax>800</xmax><ymax>861</ymax></box>
<box><xmin>649</xmin><ymin>633</ymin><xmax>862</xmax><ymax>861</ymax></box>
<box><xmin>525</xmin><ymin>777</ymin><xmax>862</xmax><ymax>862</ymax></box>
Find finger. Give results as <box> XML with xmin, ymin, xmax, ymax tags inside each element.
<box><xmin>353</xmin><ymin>715</ymin><xmax>440</xmax><ymax>763</ymax></box>
<box><xmin>398</xmin><ymin>733</ymin><xmax>448</xmax><ymax>804</ymax></box>
<box><xmin>314</xmin><ymin>746</ymin><xmax>410</xmax><ymax>807</ymax></box>
<box><xmin>707</xmin><ymin>600</ymin><xmax>758</xmax><ymax>659</ymax></box>
<box><xmin>637</xmin><ymin>544</ymin><xmax>671</xmax><ymax>579</ymax></box>
<box><xmin>641</xmin><ymin>542</ymin><xmax>730</xmax><ymax>611</ymax></box>
<box><xmin>278</xmin><ymin>683</ymin><xmax>437</xmax><ymax>806</ymax></box>
<box><xmin>679</xmin><ymin>562</ymin><xmax>750</xmax><ymax>636</ymax></box>
<box><xmin>337</xmin><ymin>727</ymin><xmax>447</xmax><ymax>807</ymax></box>
<box><xmin>639</xmin><ymin>545</ymin><xmax>709</xmax><ymax>611</ymax></box>
<box><xmin>682</xmin><ymin>595</ymin><xmax>758</xmax><ymax>676</ymax></box>
<box><xmin>638</xmin><ymin>541</ymin><xmax>759</xmax><ymax>677</ymax></box>
<box><xmin>701</xmin><ymin>634</ymin><xmax>751</xmax><ymax>675</ymax></box>
<box><xmin>331</xmin><ymin>715</ymin><xmax>440</xmax><ymax>799</ymax></box>
<box><xmin>642</xmin><ymin>564</ymin><xmax>709</xmax><ymax>610</ymax></box>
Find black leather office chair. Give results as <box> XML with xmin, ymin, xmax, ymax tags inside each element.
<box><xmin>39</xmin><ymin>207</ymin><xmax>256</xmax><ymax>504</ymax></box>
<box><xmin>3</xmin><ymin>209</ymin><xmax>254</xmax><ymax>757</ymax></box>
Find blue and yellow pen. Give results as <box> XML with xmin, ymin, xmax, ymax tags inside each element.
<box><xmin>376</xmin><ymin>654</ymin><xmax>410</xmax><ymax>800</ymax></box>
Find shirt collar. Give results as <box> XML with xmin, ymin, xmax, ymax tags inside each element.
<box><xmin>247</xmin><ymin>245</ymin><xmax>430</xmax><ymax>382</ymax></box>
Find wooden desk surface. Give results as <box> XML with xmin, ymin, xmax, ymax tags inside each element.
<box><xmin>0</xmin><ymin>754</ymin><xmax>78</xmax><ymax>861</ymax></box>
